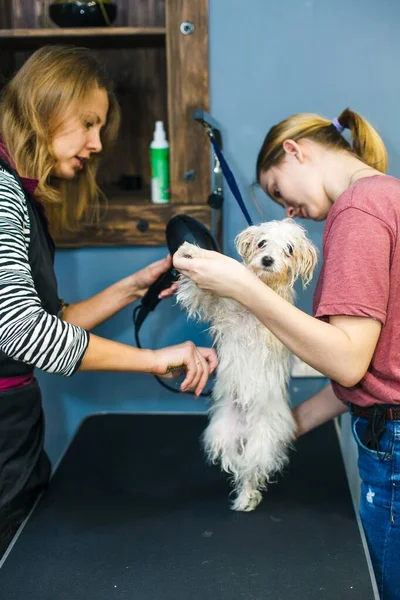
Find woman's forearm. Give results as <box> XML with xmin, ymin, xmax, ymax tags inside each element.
<box><xmin>78</xmin><ymin>334</ymin><xmax>216</xmax><ymax>396</ymax></box>
<box><xmin>292</xmin><ymin>383</ymin><xmax>348</xmax><ymax>437</ymax></box>
<box><xmin>79</xmin><ymin>333</ymin><xmax>154</xmax><ymax>372</ymax></box>
<box><xmin>62</xmin><ymin>276</ymin><xmax>139</xmax><ymax>330</ymax></box>
<box><xmin>236</xmin><ymin>273</ymin><xmax>371</xmax><ymax>387</ymax></box>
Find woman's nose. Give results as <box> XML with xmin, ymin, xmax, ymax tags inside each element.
<box><xmin>88</xmin><ymin>129</ymin><xmax>102</xmax><ymax>153</ymax></box>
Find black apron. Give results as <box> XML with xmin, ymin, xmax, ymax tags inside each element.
<box><xmin>0</xmin><ymin>159</ymin><xmax>60</xmax><ymax>552</ymax></box>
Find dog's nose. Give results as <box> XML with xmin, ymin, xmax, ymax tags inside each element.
<box><xmin>262</xmin><ymin>256</ymin><xmax>274</xmax><ymax>268</ymax></box>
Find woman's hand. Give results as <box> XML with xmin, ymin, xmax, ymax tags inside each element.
<box><xmin>172</xmin><ymin>248</ymin><xmax>250</xmax><ymax>299</ymax></box>
<box><xmin>130</xmin><ymin>255</ymin><xmax>178</xmax><ymax>299</ymax></box>
<box><xmin>152</xmin><ymin>342</ymin><xmax>218</xmax><ymax>396</ymax></box>
<box><xmin>63</xmin><ymin>256</ymin><xmax>178</xmax><ymax>331</ymax></box>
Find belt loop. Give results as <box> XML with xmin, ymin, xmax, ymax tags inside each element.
<box><xmin>387</xmin><ymin>408</ymin><xmax>394</xmax><ymax>420</ymax></box>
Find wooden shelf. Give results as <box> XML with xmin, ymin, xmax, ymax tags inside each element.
<box><xmin>0</xmin><ymin>0</ymin><xmax>213</xmax><ymax>248</ymax></box>
<box><xmin>0</xmin><ymin>27</ymin><xmax>166</xmax><ymax>49</ymax></box>
<box><xmin>52</xmin><ymin>197</ymin><xmax>212</xmax><ymax>248</ymax></box>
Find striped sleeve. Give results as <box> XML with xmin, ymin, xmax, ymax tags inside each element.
<box><xmin>0</xmin><ymin>167</ymin><xmax>89</xmax><ymax>376</ymax></box>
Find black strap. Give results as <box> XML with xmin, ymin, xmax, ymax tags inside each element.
<box><xmin>361</xmin><ymin>406</ymin><xmax>386</xmax><ymax>451</ymax></box>
<box><xmin>207</xmin><ymin>133</ymin><xmax>253</xmax><ymax>227</ymax></box>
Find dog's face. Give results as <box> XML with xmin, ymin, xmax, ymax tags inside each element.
<box><xmin>235</xmin><ymin>218</ymin><xmax>318</xmax><ymax>288</ymax></box>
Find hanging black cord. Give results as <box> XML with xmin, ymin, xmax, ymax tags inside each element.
<box><xmin>371</xmin><ymin>405</ymin><xmax>393</xmax><ymax>461</ymax></box>
<box><xmin>133</xmin><ymin>305</ymin><xmax>212</xmax><ymax>397</ymax></box>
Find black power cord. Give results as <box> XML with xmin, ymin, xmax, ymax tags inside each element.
<box><xmin>133</xmin><ymin>304</ymin><xmax>212</xmax><ymax>397</ymax></box>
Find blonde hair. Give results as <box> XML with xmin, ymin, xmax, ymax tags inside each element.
<box><xmin>256</xmin><ymin>108</ymin><xmax>388</xmax><ymax>182</ymax></box>
<box><xmin>0</xmin><ymin>45</ymin><xmax>121</xmax><ymax>231</ymax></box>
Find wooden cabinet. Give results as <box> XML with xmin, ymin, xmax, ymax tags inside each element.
<box><xmin>0</xmin><ymin>0</ymin><xmax>212</xmax><ymax>247</ymax></box>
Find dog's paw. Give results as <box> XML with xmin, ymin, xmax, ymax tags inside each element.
<box><xmin>176</xmin><ymin>241</ymin><xmax>202</xmax><ymax>260</ymax></box>
<box><xmin>231</xmin><ymin>489</ymin><xmax>263</xmax><ymax>512</ymax></box>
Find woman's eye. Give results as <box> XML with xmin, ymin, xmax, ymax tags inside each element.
<box><xmin>257</xmin><ymin>240</ymin><xmax>266</xmax><ymax>249</ymax></box>
<box><xmin>274</xmin><ymin>187</ymin><xmax>281</xmax><ymax>199</ymax></box>
<box><xmin>84</xmin><ymin>121</ymin><xmax>94</xmax><ymax>129</ymax></box>
<box><xmin>287</xmin><ymin>244</ymin><xmax>294</xmax><ymax>255</ymax></box>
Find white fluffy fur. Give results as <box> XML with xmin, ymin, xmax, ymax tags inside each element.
<box><xmin>176</xmin><ymin>218</ymin><xmax>318</xmax><ymax>511</ymax></box>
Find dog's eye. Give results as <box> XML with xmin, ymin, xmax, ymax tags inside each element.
<box><xmin>257</xmin><ymin>240</ymin><xmax>266</xmax><ymax>249</ymax></box>
<box><xmin>287</xmin><ymin>244</ymin><xmax>294</xmax><ymax>255</ymax></box>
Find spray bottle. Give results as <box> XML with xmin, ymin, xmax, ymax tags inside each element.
<box><xmin>150</xmin><ymin>121</ymin><xmax>171</xmax><ymax>204</ymax></box>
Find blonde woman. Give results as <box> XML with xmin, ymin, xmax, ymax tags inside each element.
<box><xmin>173</xmin><ymin>109</ymin><xmax>399</xmax><ymax>598</ymax></box>
<box><xmin>0</xmin><ymin>45</ymin><xmax>217</xmax><ymax>555</ymax></box>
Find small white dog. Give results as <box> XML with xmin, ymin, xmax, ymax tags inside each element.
<box><xmin>176</xmin><ymin>218</ymin><xmax>318</xmax><ymax>511</ymax></box>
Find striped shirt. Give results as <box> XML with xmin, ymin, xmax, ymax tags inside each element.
<box><xmin>0</xmin><ymin>165</ymin><xmax>89</xmax><ymax>377</ymax></box>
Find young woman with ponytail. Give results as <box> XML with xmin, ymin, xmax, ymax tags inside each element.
<box><xmin>173</xmin><ymin>108</ymin><xmax>400</xmax><ymax>598</ymax></box>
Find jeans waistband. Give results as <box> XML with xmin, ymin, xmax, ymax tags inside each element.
<box><xmin>351</xmin><ymin>403</ymin><xmax>400</xmax><ymax>421</ymax></box>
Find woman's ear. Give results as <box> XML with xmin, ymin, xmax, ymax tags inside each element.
<box><xmin>282</xmin><ymin>139</ymin><xmax>304</xmax><ymax>163</ymax></box>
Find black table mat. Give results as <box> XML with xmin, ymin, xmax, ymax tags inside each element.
<box><xmin>0</xmin><ymin>414</ymin><xmax>375</xmax><ymax>599</ymax></box>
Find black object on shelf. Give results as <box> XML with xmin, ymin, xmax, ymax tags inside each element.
<box><xmin>118</xmin><ymin>174</ymin><xmax>142</xmax><ymax>191</ymax></box>
<box><xmin>49</xmin><ymin>1</ymin><xmax>117</xmax><ymax>28</ymax></box>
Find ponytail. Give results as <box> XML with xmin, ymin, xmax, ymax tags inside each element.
<box><xmin>256</xmin><ymin>108</ymin><xmax>388</xmax><ymax>180</ymax></box>
<box><xmin>336</xmin><ymin>108</ymin><xmax>387</xmax><ymax>173</ymax></box>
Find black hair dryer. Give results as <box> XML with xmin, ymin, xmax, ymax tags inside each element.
<box><xmin>134</xmin><ymin>214</ymin><xmax>220</xmax><ymax>331</ymax></box>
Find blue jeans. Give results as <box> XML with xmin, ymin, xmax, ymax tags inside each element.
<box><xmin>351</xmin><ymin>413</ymin><xmax>400</xmax><ymax>599</ymax></box>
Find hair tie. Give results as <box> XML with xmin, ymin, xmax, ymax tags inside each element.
<box><xmin>331</xmin><ymin>117</ymin><xmax>345</xmax><ymax>134</ymax></box>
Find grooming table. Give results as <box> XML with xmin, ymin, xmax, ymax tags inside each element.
<box><xmin>0</xmin><ymin>413</ymin><xmax>377</xmax><ymax>599</ymax></box>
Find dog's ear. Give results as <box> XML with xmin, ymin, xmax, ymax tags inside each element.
<box><xmin>296</xmin><ymin>240</ymin><xmax>318</xmax><ymax>288</ymax></box>
<box><xmin>175</xmin><ymin>241</ymin><xmax>200</xmax><ymax>259</ymax></box>
<box><xmin>235</xmin><ymin>226</ymin><xmax>257</xmax><ymax>261</ymax></box>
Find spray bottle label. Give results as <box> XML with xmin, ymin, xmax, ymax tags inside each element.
<box><xmin>150</xmin><ymin>147</ymin><xmax>171</xmax><ymax>203</ymax></box>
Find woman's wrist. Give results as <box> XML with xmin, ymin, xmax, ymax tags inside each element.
<box><xmin>292</xmin><ymin>404</ymin><xmax>308</xmax><ymax>438</ymax></box>
<box><xmin>126</xmin><ymin>347</ymin><xmax>157</xmax><ymax>374</ymax></box>
<box><xmin>234</xmin><ymin>268</ymin><xmax>263</xmax><ymax>305</ymax></box>
<box><xmin>141</xmin><ymin>349</ymin><xmax>158</xmax><ymax>373</ymax></box>
<box><xmin>118</xmin><ymin>274</ymin><xmax>142</xmax><ymax>303</ymax></box>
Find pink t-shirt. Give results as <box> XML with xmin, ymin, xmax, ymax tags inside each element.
<box><xmin>313</xmin><ymin>175</ymin><xmax>400</xmax><ymax>407</ymax></box>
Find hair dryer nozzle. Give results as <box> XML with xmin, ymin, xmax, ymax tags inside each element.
<box><xmin>136</xmin><ymin>215</ymin><xmax>219</xmax><ymax>327</ymax></box>
<box><xmin>166</xmin><ymin>214</ymin><xmax>220</xmax><ymax>256</ymax></box>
